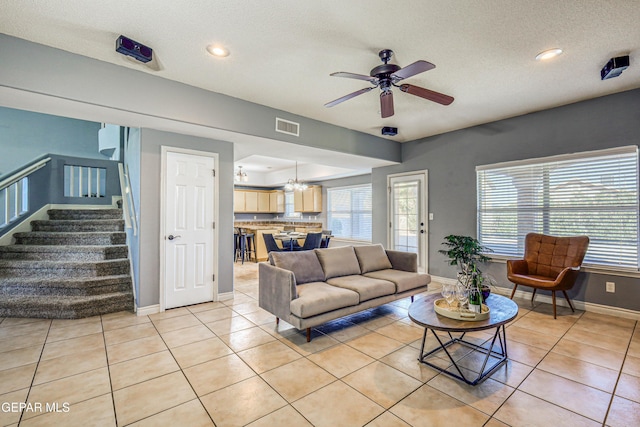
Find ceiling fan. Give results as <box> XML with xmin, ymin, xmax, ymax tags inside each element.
<box><xmin>325</xmin><ymin>49</ymin><xmax>454</xmax><ymax>118</ymax></box>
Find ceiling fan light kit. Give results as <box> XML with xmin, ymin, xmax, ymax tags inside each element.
<box><xmin>325</xmin><ymin>49</ymin><xmax>454</xmax><ymax>118</ymax></box>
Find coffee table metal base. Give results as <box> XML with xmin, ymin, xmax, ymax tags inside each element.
<box><xmin>417</xmin><ymin>324</ymin><xmax>508</xmax><ymax>386</ymax></box>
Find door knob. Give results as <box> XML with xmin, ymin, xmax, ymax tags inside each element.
<box><xmin>167</xmin><ymin>235</ymin><xmax>181</xmax><ymax>241</ymax></box>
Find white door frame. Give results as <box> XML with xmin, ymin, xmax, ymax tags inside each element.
<box><xmin>159</xmin><ymin>146</ymin><xmax>219</xmax><ymax>312</ymax></box>
<box><xmin>387</xmin><ymin>170</ymin><xmax>429</xmax><ymax>273</ymax></box>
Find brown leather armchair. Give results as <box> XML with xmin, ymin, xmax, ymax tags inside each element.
<box><xmin>507</xmin><ymin>233</ymin><xmax>589</xmax><ymax>318</ymax></box>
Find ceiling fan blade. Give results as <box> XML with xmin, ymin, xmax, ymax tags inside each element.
<box><xmin>330</xmin><ymin>72</ymin><xmax>378</xmax><ymax>83</ymax></box>
<box><xmin>391</xmin><ymin>60</ymin><xmax>435</xmax><ymax>80</ymax></box>
<box><xmin>324</xmin><ymin>87</ymin><xmax>375</xmax><ymax>108</ymax></box>
<box><xmin>380</xmin><ymin>91</ymin><xmax>394</xmax><ymax>118</ymax></box>
<box><xmin>399</xmin><ymin>84</ymin><xmax>454</xmax><ymax>105</ymax></box>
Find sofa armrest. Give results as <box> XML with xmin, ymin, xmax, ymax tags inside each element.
<box><xmin>258</xmin><ymin>262</ymin><xmax>297</xmax><ymax>321</ymax></box>
<box><xmin>385</xmin><ymin>250</ymin><xmax>418</xmax><ymax>272</ymax></box>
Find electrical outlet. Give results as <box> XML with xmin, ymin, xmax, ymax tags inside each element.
<box><xmin>429</xmin><ymin>213</ymin><xmax>434</xmax><ymax>220</ymax></box>
<box><xmin>606</xmin><ymin>282</ymin><xmax>615</xmax><ymax>293</ymax></box>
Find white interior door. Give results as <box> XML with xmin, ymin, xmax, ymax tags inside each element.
<box><xmin>164</xmin><ymin>150</ymin><xmax>215</xmax><ymax>309</ymax></box>
<box><xmin>388</xmin><ymin>171</ymin><xmax>428</xmax><ymax>272</ymax></box>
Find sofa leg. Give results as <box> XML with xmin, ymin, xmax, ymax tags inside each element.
<box><xmin>411</xmin><ymin>295</ymin><xmax>414</xmax><ymax>302</ymax></box>
<box><xmin>552</xmin><ymin>291</ymin><xmax>557</xmax><ymax>319</ymax></box>
<box><xmin>306</xmin><ymin>328</ymin><xmax>311</xmax><ymax>343</ymax></box>
<box><xmin>562</xmin><ymin>290</ymin><xmax>575</xmax><ymax>313</ymax></box>
<box><xmin>509</xmin><ymin>285</ymin><xmax>518</xmax><ymax>299</ymax></box>
<box><xmin>276</xmin><ymin>317</ymin><xmax>280</xmax><ymax>325</ymax></box>
<box><xmin>531</xmin><ymin>288</ymin><xmax>537</xmax><ymax>304</ymax></box>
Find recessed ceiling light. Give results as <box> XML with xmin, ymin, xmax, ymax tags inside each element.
<box><xmin>206</xmin><ymin>45</ymin><xmax>229</xmax><ymax>58</ymax></box>
<box><xmin>535</xmin><ymin>48</ymin><xmax>563</xmax><ymax>61</ymax></box>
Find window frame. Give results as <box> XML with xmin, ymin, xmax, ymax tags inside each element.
<box><xmin>476</xmin><ymin>145</ymin><xmax>640</xmax><ymax>273</ymax></box>
<box><xmin>327</xmin><ymin>183</ymin><xmax>373</xmax><ymax>243</ymax></box>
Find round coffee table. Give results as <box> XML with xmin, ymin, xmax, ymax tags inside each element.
<box><xmin>409</xmin><ymin>293</ymin><xmax>518</xmax><ymax>385</ymax></box>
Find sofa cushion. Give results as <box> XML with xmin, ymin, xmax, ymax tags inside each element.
<box><xmin>326</xmin><ymin>275</ymin><xmax>396</xmax><ymax>302</ymax></box>
<box><xmin>270</xmin><ymin>251</ymin><xmax>325</xmax><ymax>285</ymax></box>
<box><xmin>364</xmin><ymin>269</ymin><xmax>431</xmax><ymax>293</ymax></box>
<box><xmin>290</xmin><ymin>282</ymin><xmax>359</xmax><ymax>318</ymax></box>
<box><xmin>315</xmin><ymin>246</ymin><xmax>361</xmax><ymax>280</ymax></box>
<box><xmin>353</xmin><ymin>244</ymin><xmax>393</xmax><ymax>273</ymax></box>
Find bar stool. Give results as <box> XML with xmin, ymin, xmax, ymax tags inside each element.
<box><xmin>235</xmin><ymin>228</ymin><xmax>255</xmax><ymax>263</ymax></box>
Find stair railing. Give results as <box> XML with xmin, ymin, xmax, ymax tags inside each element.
<box><xmin>117</xmin><ymin>163</ymin><xmax>138</xmax><ymax>237</ymax></box>
<box><xmin>0</xmin><ymin>157</ymin><xmax>51</xmax><ymax>229</ymax></box>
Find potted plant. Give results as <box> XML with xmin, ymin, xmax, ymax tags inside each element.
<box><xmin>438</xmin><ymin>235</ymin><xmax>493</xmax><ymax>309</ymax></box>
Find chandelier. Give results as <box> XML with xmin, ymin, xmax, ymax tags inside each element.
<box><xmin>284</xmin><ymin>162</ymin><xmax>307</xmax><ymax>191</ymax></box>
<box><xmin>234</xmin><ymin>166</ymin><xmax>248</xmax><ymax>182</ymax></box>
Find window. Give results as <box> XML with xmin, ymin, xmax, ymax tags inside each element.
<box><xmin>477</xmin><ymin>146</ymin><xmax>639</xmax><ymax>270</ymax></box>
<box><xmin>284</xmin><ymin>192</ymin><xmax>301</xmax><ymax>218</ymax></box>
<box><xmin>327</xmin><ymin>184</ymin><xmax>372</xmax><ymax>241</ymax></box>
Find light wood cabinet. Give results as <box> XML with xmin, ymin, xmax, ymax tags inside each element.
<box><xmin>269</xmin><ymin>191</ymin><xmax>285</xmax><ymax>213</ymax></box>
<box><xmin>254</xmin><ymin>229</ymin><xmax>279</xmax><ymax>261</ymax></box>
<box><xmin>234</xmin><ymin>189</ymin><xmax>286</xmax><ymax>213</ymax></box>
<box><xmin>294</xmin><ymin>185</ymin><xmax>322</xmax><ymax>213</ymax></box>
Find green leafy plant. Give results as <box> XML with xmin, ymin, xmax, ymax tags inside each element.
<box><xmin>438</xmin><ymin>235</ymin><xmax>492</xmax><ymax>279</ymax></box>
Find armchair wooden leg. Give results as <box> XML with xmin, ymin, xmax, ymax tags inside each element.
<box><xmin>531</xmin><ymin>288</ymin><xmax>537</xmax><ymax>304</ymax></box>
<box><xmin>276</xmin><ymin>317</ymin><xmax>280</xmax><ymax>325</ymax></box>
<box><xmin>509</xmin><ymin>285</ymin><xmax>518</xmax><ymax>299</ymax></box>
<box><xmin>562</xmin><ymin>290</ymin><xmax>575</xmax><ymax>313</ymax></box>
<box><xmin>411</xmin><ymin>295</ymin><xmax>414</xmax><ymax>302</ymax></box>
<box><xmin>306</xmin><ymin>328</ymin><xmax>311</xmax><ymax>343</ymax></box>
<box><xmin>552</xmin><ymin>291</ymin><xmax>557</xmax><ymax>319</ymax></box>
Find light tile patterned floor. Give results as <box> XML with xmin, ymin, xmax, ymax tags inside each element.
<box><xmin>0</xmin><ymin>262</ymin><xmax>639</xmax><ymax>426</ymax></box>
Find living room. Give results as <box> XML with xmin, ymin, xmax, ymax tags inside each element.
<box><xmin>1</xmin><ymin>2</ymin><xmax>640</xmax><ymax>426</ymax></box>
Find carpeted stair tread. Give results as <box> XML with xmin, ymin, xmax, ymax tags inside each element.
<box><xmin>0</xmin><ymin>259</ymin><xmax>130</xmax><ymax>277</ymax></box>
<box><xmin>13</xmin><ymin>231</ymin><xmax>126</xmax><ymax>246</ymax></box>
<box><xmin>0</xmin><ymin>275</ymin><xmax>132</xmax><ymax>296</ymax></box>
<box><xmin>0</xmin><ymin>292</ymin><xmax>134</xmax><ymax>319</ymax></box>
<box><xmin>47</xmin><ymin>209</ymin><xmax>123</xmax><ymax>220</ymax></box>
<box><xmin>31</xmin><ymin>219</ymin><xmax>125</xmax><ymax>232</ymax></box>
<box><xmin>0</xmin><ymin>245</ymin><xmax>128</xmax><ymax>261</ymax></box>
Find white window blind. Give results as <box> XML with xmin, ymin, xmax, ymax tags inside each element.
<box><xmin>284</xmin><ymin>192</ymin><xmax>301</xmax><ymax>218</ymax></box>
<box><xmin>327</xmin><ymin>184</ymin><xmax>372</xmax><ymax>241</ymax></box>
<box><xmin>477</xmin><ymin>146</ymin><xmax>639</xmax><ymax>270</ymax></box>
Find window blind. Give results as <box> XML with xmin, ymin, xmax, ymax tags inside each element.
<box><xmin>327</xmin><ymin>184</ymin><xmax>372</xmax><ymax>241</ymax></box>
<box><xmin>477</xmin><ymin>146</ymin><xmax>639</xmax><ymax>270</ymax></box>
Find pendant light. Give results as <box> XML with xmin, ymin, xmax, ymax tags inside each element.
<box><xmin>284</xmin><ymin>162</ymin><xmax>307</xmax><ymax>191</ymax></box>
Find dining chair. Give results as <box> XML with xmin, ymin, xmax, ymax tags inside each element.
<box><xmin>263</xmin><ymin>233</ymin><xmax>283</xmax><ymax>253</ymax></box>
<box><xmin>294</xmin><ymin>232</ymin><xmax>323</xmax><ymax>251</ymax></box>
<box><xmin>320</xmin><ymin>229</ymin><xmax>332</xmax><ymax>248</ymax></box>
<box><xmin>507</xmin><ymin>232</ymin><xmax>589</xmax><ymax>318</ymax></box>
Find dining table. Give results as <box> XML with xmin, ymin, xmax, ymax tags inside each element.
<box><xmin>273</xmin><ymin>232</ymin><xmax>306</xmax><ymax>251</ymax></box>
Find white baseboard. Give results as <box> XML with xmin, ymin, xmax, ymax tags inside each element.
<box><xmin>137</xmin><ymin>304</ymin><xmax>160</xmax><ymax>316</ymax></box>
<box><xmin>429</xmin><ymin>275</ymin><xmax>640</xmax><ymax>321</ymax></box>
<box><xmin>0</xmin><ymin>204</ymin><xmax>52</xmax><ymax>246</ymax></box>
<box><xmin>217</xmin><ymin>292</ymin><xmax>234</xmax><ymax>301</ymax></box>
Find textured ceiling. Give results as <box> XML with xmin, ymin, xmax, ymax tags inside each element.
<box><xmin>1</xmin><ymin>1</ymin><xmax>639</xmax><ymax>144</ymax></box>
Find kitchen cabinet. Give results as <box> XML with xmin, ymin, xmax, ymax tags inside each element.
<box><xmin>234</xmin><ymin>189</ymin><xmax>286</xmax><ymax>213</ymax></box>
<box><xmin>269</xmin><ymin>191</ymin><xmax>285</xmax><ymax>213</ymax></box>
<box><xmin>294</xmin><ymin>185</ymin><xmax>322</xmax><ymax>213</ymax></box>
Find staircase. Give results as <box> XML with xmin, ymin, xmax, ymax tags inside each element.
<box><xmin>0</xmin><ymin>208</ymin><xmax>134</xmax><ymax>318</ymax></box>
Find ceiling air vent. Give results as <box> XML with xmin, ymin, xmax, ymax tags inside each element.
<box><xmin>275</xmin><ymin>118</ymin><xmax>300</xmax><ymax>137</ymax></box>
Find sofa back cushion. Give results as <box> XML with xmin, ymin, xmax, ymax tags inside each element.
<box><xmin>269</xmin><ymin>251</ymin><xmax>325</xmax><ymax>285</ymax></box>
<box><xmin>354</xmin><ymin>244</ymin><xmax>393</xmax><ymax>273</ymax></box>
<box><xmin>315</xmin><ymin>246</ymin><xmax>361</xmax><ymax>280</ymax></box>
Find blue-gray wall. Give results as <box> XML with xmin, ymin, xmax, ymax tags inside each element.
<box><xmin>373</xmin><ymin>88</ymin><xmax>640</xmax><ymax>311</ymax></box>
<box><xmin>0</xmin><ymin>107</ymin><xmax>102</xmax><ymax>178</ymax></box>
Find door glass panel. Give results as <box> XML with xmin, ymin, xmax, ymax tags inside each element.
<box><xmin>392</xmin><ymin>181</ymin><xmax>419</xmax><ymax>253</ymax></box>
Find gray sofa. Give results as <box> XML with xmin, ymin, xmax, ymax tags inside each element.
<box><xmin>259</xmin><ymin>244</ymin><xmax>431</xmax><ymax>341</ymax></box>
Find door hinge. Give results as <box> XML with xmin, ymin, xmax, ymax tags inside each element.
<box><xmin>389</xmin><ymin>221</ymin><xmax>392</xmax><ymax>228</ymax></box>
<box><xmin>212</xmin><ymin>169</ymin><xmax>216</xmax><ymax>177</ymax></box>
<box><xmin>212</xmin><ymin>274</ymin><xmax>215</xmax><ymax>281</ymax></box>
<box><xmin>212</xmin><ymin>222</ymin><xmax>215</xmax><ymax>229</ymax></box>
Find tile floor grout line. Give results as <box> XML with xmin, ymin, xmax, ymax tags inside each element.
<box><xmin>100</xmin><ymin>314</ymin><xmax>120</xmax><ymax>427</ymax></box>
<box><xmin>15</xmin><ymin>318</ymin><xmax>52</xmax><ymax>426</ymax></box>
<box><xmin>601</xmin><ymin>318</ymin><xmax>639</xmax><ymax>427</ymax></box>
